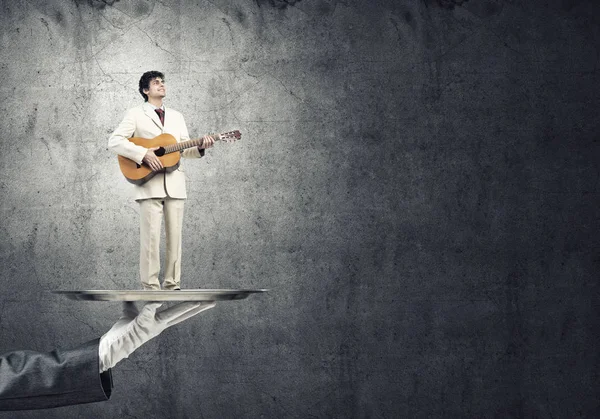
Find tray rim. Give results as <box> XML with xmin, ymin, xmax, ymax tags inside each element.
<box><xmin>52</xmin><ymin>289</ymin><xmax>269</xmax><ymax>301</ymax></box>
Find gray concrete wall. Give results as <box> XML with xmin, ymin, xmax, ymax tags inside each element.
<box><xmin>0</xmin><ymin>0</ymin><xmax>598</xmax><ymax>417</ymax></box>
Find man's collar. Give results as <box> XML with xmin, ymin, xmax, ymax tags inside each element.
<box><xmin>143</xmin><ymin>102</ymin><xmax>165</xmax><ymax>111</ymax></box>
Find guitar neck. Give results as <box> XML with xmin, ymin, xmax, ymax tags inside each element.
<box><xmin>163</xmin><ymin>135</ymin><xmax>219</xmax><ymax>154</ymax></box>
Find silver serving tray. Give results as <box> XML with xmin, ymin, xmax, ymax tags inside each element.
<box><xmin>53</xmin><ymin>289</ymin><xmax>268</xmax><ymax>302</ymax></box>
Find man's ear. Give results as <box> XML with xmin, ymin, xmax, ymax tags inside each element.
<box><xmin>143</xmin><ymin>88</ymin><xmax>149</xmax><ymax>95</ymax></box>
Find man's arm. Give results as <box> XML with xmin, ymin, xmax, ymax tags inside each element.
<box><xmin>0</xmin><ymin>339</ymin><xmax>112</xmax><ymax>411</ymax></box>
<box><xmin>107</xmin><ymin>108</ymin><xmax>148</xmax><ymax>164</ymax></box>
<box><xmin>179</xmin><ymin>115</ymin><xmax>213</xmax><ymax>159</ymax></box>
<box><xmin>0</xmin><ymin>301</ymin><xmax>214</xmax><ymax>411</ymax></box>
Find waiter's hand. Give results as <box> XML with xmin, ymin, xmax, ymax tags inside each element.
<box><xmin>199</xmin><ymin>135</ymin><xmax>215</xmax><ymax>150</ymax></box>
<box><xmin>142</xmin><ymin>147</ymin><xmax>163</xmax><ymax>171</ymax></box>
<box><xmin>98</xmin><ymin>301</ymin><xmax>216</xmax><ymax>372</ymax></box>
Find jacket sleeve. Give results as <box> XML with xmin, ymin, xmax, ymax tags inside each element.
<box><xmin>0</xmin><ymin>339</ymin><xmax>113</xmax><ymax>411</ymax></box>
<box><xmin>179</xmin><ymin>114</ymin><xmax>204</xmax><ymax>159</ymax></box>
<box><xmin>108</xmin><ymin>108</ymin><xmax>148</xmax><ymax>164</ymax></box>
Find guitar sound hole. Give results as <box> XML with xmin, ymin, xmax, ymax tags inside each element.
<box><xmin>155</xmin><ymin>147</ymin><xmax>166</xmax><ymax>157</ymax></box>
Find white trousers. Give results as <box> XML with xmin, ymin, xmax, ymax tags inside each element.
<box><xmin>138</xmin><ymin>198</ymin><xmax>185</xmax><ymax>290</ymax></box>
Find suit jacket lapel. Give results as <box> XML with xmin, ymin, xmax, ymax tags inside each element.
<box><xmin>162</xmin><ymin>106</ymin><xmax>168</xmax><ymax>131</ymax></box>
<box><xmin>142</xmin><ymin>103</ymin><xmax>163</xmax><ymax>132</ymax></box>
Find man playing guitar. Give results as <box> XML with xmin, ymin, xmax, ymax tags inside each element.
<box><xmin>108</xmin><ymin>71</ymin><xmax>215</xmax><ymax>290</ymax></box>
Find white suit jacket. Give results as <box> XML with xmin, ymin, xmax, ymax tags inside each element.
<box><xmin>108</xmin><ymin>102</ymin><xmax>203</xmax><ymax>200</ymax></box>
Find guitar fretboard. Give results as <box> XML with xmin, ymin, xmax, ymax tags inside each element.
<box><xmin>163</xmin><ymin>136</ymin><xmax>217</xmax><ymax>154</ymax></box>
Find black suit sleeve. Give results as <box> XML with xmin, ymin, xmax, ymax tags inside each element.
<box><xmin>0</xmin><ymin>338</ymin><xmax>112</xmax><ymax>410</ymax></box>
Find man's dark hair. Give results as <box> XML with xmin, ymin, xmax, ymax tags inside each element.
<box><xmin>139</xmin><ymin>71</ymin><xmax>165</xmax><ymax>101</ymax></box>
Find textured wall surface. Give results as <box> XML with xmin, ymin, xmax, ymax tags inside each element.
<box><xmin>0</xmin><ymin>0</ymin><xmax>598</xmax><ymax>417</ymax></box>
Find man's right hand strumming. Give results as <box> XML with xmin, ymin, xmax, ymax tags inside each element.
<box><xmin>142</xmin><ymin>147</ymin><xmax>163</xmax><ymax>171</ymax></box>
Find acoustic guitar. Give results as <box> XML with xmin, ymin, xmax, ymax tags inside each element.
<box><xmin>118</xmin><ymin>130</ymin><xmax>241</xmax><ymax>185</ymax></box>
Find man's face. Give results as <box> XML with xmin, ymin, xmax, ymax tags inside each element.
<box><xmin>144</xmin><ymin>77</ymin><xmax>166</xmax><ymax>100</ymax></box>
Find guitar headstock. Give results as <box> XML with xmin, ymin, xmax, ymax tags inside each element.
<box><xmin>218</xmin><ymin>130</ymin><xmax>242</xmax><ymax>143</ymax></box>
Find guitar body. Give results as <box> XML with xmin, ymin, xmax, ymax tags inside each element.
<box><xmin>116</xmin><ymin>130</ymin><xmax>241</xmax><ymax>185</ymax></box>
<box><xmin>117</xmin><ymin>134</ymin><xmax>181</xmax><ymax>185</ymax></box>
